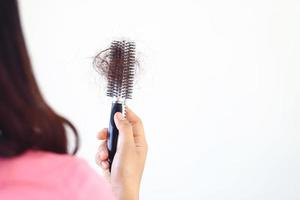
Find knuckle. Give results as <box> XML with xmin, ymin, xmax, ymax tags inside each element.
<box><xmin>131</xmin><ymin>116</ymin><xmax>143</xmax><ymax>127</ymax></box>
<box><xmin>136</xmin><ymin>116</ymin><xmax>143</xmax><ymax>124</ymax></box>
<box><xmin>119</xmin><ymin>120</ymin><xmax>132</xmax><ymax>129</ymax></box>
<box><xmin>98</xmin><ymin>143</ymin><xmax>106</xmax><ymax>151</ymax></box>
<box><xmin>100</xmin><ymin>141</ymin><xmax>107</xmax><ymax>148</ymax></box>
<box><xmin>95</xmin><ymin>153</ymin><xmax>101</xmax><ymax>165</ymax></box>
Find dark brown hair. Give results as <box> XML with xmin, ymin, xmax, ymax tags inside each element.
<box><xmin>0</xmin><ymin>0</ymin><xmax>79</xmax><ymax>157</ymax></box>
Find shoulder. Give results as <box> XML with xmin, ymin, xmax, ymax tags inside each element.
<box><xmin>58</xmin><ymin>153</ymin><xmax>115</xmax><ymax>199</ymax></box>
<box><xmin>38</xmin><ymin>150</ymin><xmax>115</xmax><ymax>199</ymax></box>
<box><xmin>0</xmin><ymin>150</ymin><xmax>115</xmax><ymax>200</ymax></box>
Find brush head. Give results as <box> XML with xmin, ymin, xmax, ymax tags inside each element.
<box><xmin>106</xmin><ymin>40</ymin><xmax>136</xmax><ymax>99</ymax></box>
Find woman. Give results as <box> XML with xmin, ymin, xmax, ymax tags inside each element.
<box><xmin>0</xmin><ymin>1</ymin><xmax>148</xmax><ymax>200</ymax></box>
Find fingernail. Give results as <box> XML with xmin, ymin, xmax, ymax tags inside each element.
<box><xmin>101</xmin><ymin>161</ymin><xmax>109</xmax><ymax>169</ymax></box>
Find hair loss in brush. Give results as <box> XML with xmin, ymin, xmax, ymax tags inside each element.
<box><xmin>93</xmin><ymin>43</ymin><xmax>140</xmax><ymax>82</ymax></box>
<box><xmin>93</xmin><ymin>41</ymin><xmax>140</xmax><ymax>98</ymax></box>
<box><xmin>93</xmin><ymin>48</ymin><xmax>111</xmax><ymax>80</ymax></box>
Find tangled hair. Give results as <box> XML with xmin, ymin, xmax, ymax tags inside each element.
<box><xmin>93</xmin><ymin>48</ymin><xmax>111</xmax><ymax>80</ymax></box>
<box><xmin>92</xmin><ymin>45</ymin><xmax>140</xmax><ymax>82</ymax></box>
<box><xmin>0</xmin><ymin>0</ymin><xmax>79</xmax><ymax>157</ymax></box>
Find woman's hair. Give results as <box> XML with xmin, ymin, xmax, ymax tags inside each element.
<box><xmin>0</xmin><ymin>0</ymin><xmax>79</xmax><ymax>157</ymax></box>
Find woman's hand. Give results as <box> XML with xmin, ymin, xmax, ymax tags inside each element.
<box><xmin>95</xmin><ymin>107</ymin><xmax>148</xmax><ymax>200</ymax></box>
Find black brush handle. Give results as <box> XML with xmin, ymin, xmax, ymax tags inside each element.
<box><xmin>107</xmin><ymin>102</ymin><xmax>123</xmax><ymax>171</ymax></box>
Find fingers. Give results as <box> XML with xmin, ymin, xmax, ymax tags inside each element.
<box><xmin>125</xmin><ymin>107</ymin><xmax>147</xmax><ymax>147</ymax></box>
<box><xmin>100</xmin><ymin>160</ymin><xmax>110</xmax><ymax>170</ymax></box>
<box><xmin>95</xmin><ymin>142</ymin><xmax>108</xmax><ymax>161</ymax></box>
<box><xmin>97</xmin><ymin>128</ymin><xmax>108</xmax><ymax>140</ymax></box>
<box><xmin>95</xmin><ymin>136</ymin><xmax>110</xmax><ymax>170</ymax></box>
<box><xmin>96</xmin><ymin>152</ymin><xmax>110</xmax><ymax>170</ymax></box>
<box><xmin>125</xmin><ymin>106</ymin><xmax>141</xmax><ymax>124</ymax></box>
<box><xmin>98</xmin><ymin>143</ymin><xmax>108</xmax><ymax>160</ymax></box>
<box><xmin>96</xmin><ymin>107</ymin><xmax>146</xmax><ymax>173</ymax></box>
<box><xmin>114</xmin><ymin>112</ymin><xmax>134</xmax><ymax>148</ymax></box>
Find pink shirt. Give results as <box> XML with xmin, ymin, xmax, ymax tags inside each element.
<box><xmin>0</xmin><ymin>150</ymin><xmax>115</xmax><ymax>200</ymax></box>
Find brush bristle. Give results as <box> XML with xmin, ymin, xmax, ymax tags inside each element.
<box><xmin>106</xmin><ymin>40</ymin><xmax>136</xmax><ymax>99</ymax></box>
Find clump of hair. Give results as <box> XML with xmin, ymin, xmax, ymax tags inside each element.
<box><xmin>93</xmin><ymin>44</ymin><xmax>140</xmax><ymax>82</ymax></box>
<box><xmin>93</xmin><ymin>48</ymin><xmax>111</xmax><ymax>81</ymax></box>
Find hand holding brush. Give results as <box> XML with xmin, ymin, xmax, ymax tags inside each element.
<box><xmin>94</xmin><ymin>40</ymin><xmax>148</xmax><ymax>200</ymax></box>
<box><xmin>96</xmin><ymin>107</ymin><xmax>147</xmax><ymax>200</ymax></box>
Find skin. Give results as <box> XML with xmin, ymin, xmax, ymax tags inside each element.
<box><xmin>95</xmin><ymin>107</ymin><xmax>148</xmax><ymax>200</ymax></box>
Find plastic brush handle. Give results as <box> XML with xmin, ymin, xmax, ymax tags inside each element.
<box><xmin>107</xmin><ymin>102</ymin><xmax>123</xmax><ymax>171</ymax></box>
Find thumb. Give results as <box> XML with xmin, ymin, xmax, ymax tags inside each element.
<box><xmin>114</xmin><ymin>112</ymin><xmax>134</xmax><ymax>149</ymax></box>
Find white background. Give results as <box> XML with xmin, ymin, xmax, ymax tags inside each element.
<box><xmin>19</xmin><ymin>0</ymin><xmax>300</xmax><ymax>199</ymax></box>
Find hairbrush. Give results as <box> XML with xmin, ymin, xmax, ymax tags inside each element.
<box><xmin>106</xmin><ymin>40</ymin><xmax>136</xmax><ymax>170</ymax></box>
